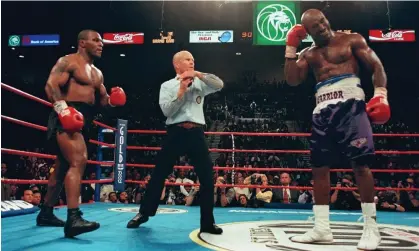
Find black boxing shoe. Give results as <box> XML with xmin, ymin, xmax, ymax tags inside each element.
<box><xmin>64</xmin><ymin>208</ymin><xmax>100</xmax><ymax>238</ymax></box>
<box><xmin>126</xmin><ymin>213</ymin><xmax>149</xmax><ymax>228</ymax></box>
<box><xmin>36</xmin><ymin>205</ymin><xmax>65</xmax><ymax>227</ymax></box>
<box><xmin>200</xmin><ymin>224</ymin><xmax>223</xmax><ymax>235</ymax></box>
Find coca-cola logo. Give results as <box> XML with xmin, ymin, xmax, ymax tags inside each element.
<box><xmin>114</xmin><ymin>34</ymin><xmax>133</xmax><ymax>41</ymax></box>
<box><xmin>382</xmin><ymin>31</ymin><xmax>403</xmax><ymax>38</ymax></box>
<box><xmin>103</xmin><ymin>32</ymin><xmax>144</xmax><ymax>44</ymax></box>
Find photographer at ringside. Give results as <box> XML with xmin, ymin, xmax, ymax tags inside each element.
<box><xmin>375</xmin><ymin>190</ymin><xmax>405</xmax><ymax>212</ymax></box>
<box><xmin>244</xmin><ymin>173</ymin><xmax>272</xmax><ymax>208</ymax></box>
<box><xmin>330</xmin><ymin>174</ymin><xmax>361</xmax><ymax>210</ymax></box>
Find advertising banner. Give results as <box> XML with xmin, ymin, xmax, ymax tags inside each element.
<box><xmin>152</xmin><ymin>30</ymin><xmax>175</xmax><ymax>44</ymax></box>
<box><xmin>253</xmin><ymin>2</ymin><xmax>304</xmax><ymax>45</ymax></box>
<box><xmin>103</xmin><ymin>33</ymin><xmax>144</xmax><ymax>44</ymax></box>
<box><xmin>189</xmin><ymin>30</ymin><xmax>233</xmax><ymax>43</ymax></box>
<box><xmin>114</xmin><ymin>119</ymin><xmax>128</xmax><ymax>192</ymax></box>
<box><xmin>21</xmin><ymin>34</ymin><xmax>60</xmax><ymax>46</ymax></box>
<box><xmin>369</xmin><ymin>30</ymin><xmax>415</xmax><ymax>42</ymax></box>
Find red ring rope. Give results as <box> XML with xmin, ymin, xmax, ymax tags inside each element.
<box><xmin>126</xmin><ymin>129</ymin><xmax>419</xmax><ymax>137</ymax></box>
<box><xmin>2</xmin><ymin>178</ymin><xmax>417</xmax><ymax>192</ymax></box>
<box><xmin>2</xmin><ymin>82</ymin><xmax>419</xmax><ymax>138</ymax></box>
<box><xmin>1</xmin><ymin>178</ymin><xmax>113</xmax><ymax>185</ymax></box>
<box><xmin>123</xmin><ymin>180</ymin><xmax>419</xmax><ymax>192</ymax></box>
<box><xmin>89</xmin><ymin>140</ymin><xmax>419</xmax><ymax>155</ymax></box>
<box><xmin>2</xmin><ymin>148</ymin><xmax>418</xmax><ymax>174</ymax></box>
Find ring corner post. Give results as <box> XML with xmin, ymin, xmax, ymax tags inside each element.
<box><xmin>114</xmin><ymin>119</ymin><xmax>128</xmax><ymax>193</ymax></box>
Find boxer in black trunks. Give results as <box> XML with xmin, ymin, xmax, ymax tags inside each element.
<box><xmin>284</xmin><ymin>9</ymin><xmax>390</xmax><ymax>250</ymax></box>
<box><xmin>36</xmin><ymin>29</ymin><xmax>126</xmax><ymax>238</ymax></box>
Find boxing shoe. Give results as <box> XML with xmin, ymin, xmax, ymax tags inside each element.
<box><xmin>291</xmin><ymin>205</ymin><xmax>334</xmax><ymax>244</ymax></box>
<box><xmin>36</xmin><ymin>205</ymin><xmax>65</xmax><ymax>227</ymax></box>
<box><xmin>200</xmin><ymin>224</ymin><xmax>223</xmax><ymax>235</ymax></box>
<box><xmin>64</xmin><ymin>208</ymin><xmax>100</xmax><ymax>238</ymax></box>
<box><xmin>126</xmin><ymin>212</ymin><xmax>149</xmax><ymax>228</ymax></box>
<box><xmin>357</xmin><ymin>203</ymin><xmax>381</xmax><ymax>250</ymax></box>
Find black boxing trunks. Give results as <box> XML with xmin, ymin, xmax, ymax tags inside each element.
<box><xmin>47</xmin><ymin>101</ymin><xmax>95</xmax><ymax>154</ymax></box>
<box><xmin>310</xmin><ymin>74</ymin><xmax>375</xmax><ymax>167</ymax></box>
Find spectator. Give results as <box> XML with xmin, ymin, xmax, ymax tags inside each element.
<box><xmin>238</xmin><ymin>194</ymin><xmax>249</xmax><ymax>208</ymax></box>
<box><xmin>272</xmin><ymin>172</ymin><xmax>299</xmax><ymax>203</ymax></box>
<box><xmin>32</xmin><ymin>191</ymin><xmax>42</xmax><ymax>206</ymax></box>
<box><xmin>21</xmin><ymin>189</ymin><xmax>33</xmax><ymax>204</ymax></box>
<box><xmin>330</xmin><ymin>175</ymin><xmax>361</xmax><ymax>210</ymax></box>
<box><xmin>119</xmin><ymin>191</ymin><xmax>129</xmax><ymax>204</ymax></box>
<box><xmin>108</xmin><ymin>192</ymin><xmax>118</xmax><ymax>203</ymax></box>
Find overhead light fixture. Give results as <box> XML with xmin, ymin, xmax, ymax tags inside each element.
<box><xmin>19</xmin><ymin>55</ymin><xmax>24</xmax><ymax>58</ymax></box>
<box><xmin>71</xmin><ymin>46</ymin><xmax>75</xmax><ymax>49</ymax></box>
<box><xmin>236</xmin><ymin>52</ymin><xmax>241</xmax><ymax>55</ymax></box>
<box><xmin>11</xmin><ymin>47</ymin><xmax>16</xmax><ymax>50</ymax></box>
<box><xmin>120</xmin><ymin>54</ymin><xmax>126</xmax><ymax>57</ymax></box>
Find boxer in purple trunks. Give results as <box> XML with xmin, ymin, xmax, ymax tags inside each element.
<box><xmin>283</xmin><ymin>9</ymin><xmax>390</xmax><ymax>250</ymax></box>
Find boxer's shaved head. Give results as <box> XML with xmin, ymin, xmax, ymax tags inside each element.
<box><xmin>173</xmin><ymin>50</ymin><xmax>195</xmax><ymax>74</ymax></box>
<box><xmin>301</xmin><ymin>9</ymin><xmax>333</xmax><ymax>45</ymax></box>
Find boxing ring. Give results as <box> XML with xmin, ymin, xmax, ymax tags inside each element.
<box><xmin>1</xmin><ymin>82</ymin><xmax>419</xmax><ymax>251</ymax></box>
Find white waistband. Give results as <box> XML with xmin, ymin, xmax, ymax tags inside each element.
<box><xmin>313</xmin><ymin>77</ymin><xmax>365</xmax><ymax>114</ymax></box>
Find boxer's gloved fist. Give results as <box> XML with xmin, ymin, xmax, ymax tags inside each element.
<box><xmin>53</xmin><ymin>100</ymin><xmax>84</xmax><ymax>132</ymax></box>
<box><xmin>285</xmin><ymin>24</ymin><xmax>308</xmax><ymax>58</ymax></box>
<box><xmin>366</xmin><ymin>87</ymin><xmax>390</xmax><ymax>124</ymax></box>
<box><xmin>109</xmin><ymin>87</ymin><xmax>126</xmax><ymax>106</ymax></box>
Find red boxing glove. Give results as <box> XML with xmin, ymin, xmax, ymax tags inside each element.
<box><xmin>109</xmin><ymin>87</ymin><xmax>126</xmax><ymax>106</ymax></box>
<box><xmin>366</xmin><ymin>87</ymin><xmax>390</xmax><ymax>124</ymax></box>
<box><xmin>53</xmin><ymin>101</ymin><xmax>84</xmax><ymax>132</ymax></box>
<box><xmin>285</xmin><ymin>24</ymin><xmax>308</xmax><ymax>58</ymax></box>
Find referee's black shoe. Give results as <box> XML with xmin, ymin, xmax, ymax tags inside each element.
<box><xmin>200</xmin><ymin>224</ymin><xmax>223</xmax><ymax>235</ymax></box>
<box><xmin>127</xmin><ymin>213</ymin><xmax>149</xmax><ymax>228</ymax></box>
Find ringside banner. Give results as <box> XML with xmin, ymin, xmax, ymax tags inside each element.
<box><xmin>21</xmin><ymin>34</ymin><xmax>60</xmax><ymax>46</ymax></box>
<box><xmin>369</xmin><ymin>30</ymin><xmax>415</xmax><ymax>42</ymax></box>
<box><xmin>103</xmin><ymin>33</ymin><xmax>144</xmax><ymax>44</ymax></box>
<box><xmin>189</xmin><ymin>30</ymin><xmax>233</xmax><ymax>43</ymax></box>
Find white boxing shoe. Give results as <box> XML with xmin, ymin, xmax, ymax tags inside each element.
<box><xmin>357</xmin><ymin>203</ymin><xmax>381</xmax><ymax>250</ymax></box>
<box><xmin>290</xmin><ymin>205</ymin><xmax>334</xmax><ymax>244</ymax></box>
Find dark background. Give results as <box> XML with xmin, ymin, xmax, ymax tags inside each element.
<box><xmin>2</xmin><ymin>1</ymin><xmax>419</xmax><ymax>151</ymax></box>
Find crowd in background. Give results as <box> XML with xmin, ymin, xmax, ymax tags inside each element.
<box><xmin>2</xmin><ymin>71</ymin><xmax>419</xmax><ymax>213</ymax></box>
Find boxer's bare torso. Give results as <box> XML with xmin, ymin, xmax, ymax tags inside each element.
<box><xmin>299</xmin><ymin>32</ymin><xmax>361</xmax><ymax>82</ymax></box>
<box><xmin>48</xmin><ymin>53</ymin><xmax>103</xmax><ymax>105</ymax></box>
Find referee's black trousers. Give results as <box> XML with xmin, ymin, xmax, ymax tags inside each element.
<box><xmin>139</xmin><ymin>125</ymin><xmax>215</xmax><ymax>227</ymax></box>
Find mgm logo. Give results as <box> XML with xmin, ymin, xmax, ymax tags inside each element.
<box><xmin>256</xmin><ymin>3</ymin><xmax>297</xmax><ymax>43</ymax></box>
<box><xmin>190</xmin><ymin>220</ymin><xmax>419</xmax><ymax>251</ymax></box>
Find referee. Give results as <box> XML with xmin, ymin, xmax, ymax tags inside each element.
<box><xmin>127</xmin><ymin>51</ymin><xmax>223</xmax><ymax>235</ymax></box>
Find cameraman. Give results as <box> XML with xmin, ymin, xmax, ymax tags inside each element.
<box><xmin>375</xmin><ymin>190</ymin><xmax>405</xmax><ymax>212</ymax></box>
<box><xmin>298</xmin><ymin>179</ymin><xmax>315</xmax><ymax>204</ymax></box>
<box><xmin>330</xmin><ymin>175</ymin><xmax>361</xmax><ymax>210</ymax></box>
<box><xmin>396</xmin><ymin>178</ymin><xmax>418</xmax><ymax>211</ymax></box>
<box><xmin>244</xmin><ymin>173</ymin><xmax>272</xmax><ymax>207</ymax></box>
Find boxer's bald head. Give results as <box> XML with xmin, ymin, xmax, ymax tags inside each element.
<box><xmin>301</xmin><ymin>9</ymin><xmax>333</xmax><ymax>45</ymax></box>
<box><xmin>173</xmin><ymin>50</ymin><xmax>195</xmax><ymax>74</ymax></box>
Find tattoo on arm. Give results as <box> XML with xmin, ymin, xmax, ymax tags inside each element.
<box><xmin>47</xmin><ymin>58</ymin><xmax>70</xmax><ymax>102</ymax></box>
<box><xmin>52</xmin><ymin>59</ymin><xmax>69</xmax><ymax>75</ymax></box>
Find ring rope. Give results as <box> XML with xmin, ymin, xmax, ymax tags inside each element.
<box><xmin>1</xmin><ymin>178</ymin><xmax>113</xmax><ymax>185</ymax></box>
<box><xmin>2</xmin><ymin>115</ymin><xmax>47</xmax><ymax>131</ymax></box>
<box><xmin>3</xmin><ymin>82</ymin><xmax>419</xmax><ymax>138</ymax></box>
<box><xmin>123</xmin><ymin>180</ymin><xmax>419</xmax><ymax>192</ymax></box>
<box><xmin>3</xmin><ymin>148</ymin><xmax>419</xmax><ymax>173</ymax></box>
<box><xmin>1</xmin><ymin>82</ymin><xmax>116</xmax><ymax>130</ymax></box>
<box><xmin>89</xmin><ymin>140</ymin><xmax>419</xmax><ymax>155</ymax></box>
<box><xmin>126</xmin><ymin>129</ymin><xmax>419</xmax><ymax>137</ymax></box>
<box><xmin>2</xmin><ymin>178</ymin><xmax>418</xmax><ymax>192</ymax></box>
